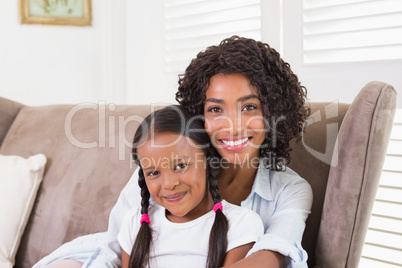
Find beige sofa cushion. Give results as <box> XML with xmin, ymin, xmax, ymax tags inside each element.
<box><xmin>0</xmin><ymin>154</ymin><xmax>46</xmax><ymax>268</ymax></box>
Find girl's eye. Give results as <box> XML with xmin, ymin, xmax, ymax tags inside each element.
<box><xmin>147</xmin><ymin>170</ymin><xmax>160</xmax><ymax>177</ymax></box>
<box><xmin>175</xmin><ymin>163</ymin><xmax>188</xmax><ymax>171</ymax></box>
<box><xmin>207</xmin><ymin>106</ymin><xmax>222</xmax><ymax>113</ymax></box>
<box><xmin>242</xmin><ymin>104</ymin><xmax>257</xmax><ymax>111</ymax></box>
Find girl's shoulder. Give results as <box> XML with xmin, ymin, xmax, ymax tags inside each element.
<box><xmin>222</xmin><ymin>200</ymin><xmax>264</xmax><ymax>239</ymax></box>
<box><xmin>122</xmin><ymin>203</ymin><xmax>164</xmax><ymax>233</ymax></box>
<box><xmin>123</xmin><ymin>205</ymin><xmax>142</xmax><ymax>224</ymax></box>
<box><xmin>222</xmin><ymin>200</ymin><xmax>261</xmax><ymax>222</ymax></box>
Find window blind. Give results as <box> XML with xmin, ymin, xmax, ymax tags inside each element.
<box><xmin>164</xmin><ymin>0</ymin><xmax>261</xmax><ymax>74</ymax></box>
<box><xmin>302</xmin><ymin>0</ymin><xmax>402</xmax><ymax>64</ymax></box>
<box><xmin>359</xmin><ymin>109</ymin><xmax>402</xmax><ymax>268</ymax></box>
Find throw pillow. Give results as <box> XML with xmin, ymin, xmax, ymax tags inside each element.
<box><xmin>0</xmin><ymin>154</ymin><xmax>46</xmax><ymax>268</ymax></box>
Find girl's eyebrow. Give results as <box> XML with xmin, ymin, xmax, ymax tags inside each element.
<box><xmin>174</xmin><ymin>156</ymin><xmax>191</xmax><ymax>162</ymax></box>
<box><xmin>205</xmin><ymin>94</ymin><xmax>259</xmax><ymax>104</ymax></box>
<box><xmin>141</xmin><ymin>156</ymin><xmax>191</xmax><ymax>170</ymax></box>
<box><xmin>142</xmin><ymin>165</ymin><xmax>155</xmax><ymax>171</ymax></box>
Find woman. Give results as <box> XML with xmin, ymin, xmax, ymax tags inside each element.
<box><xmin>36</xmin><ymin>36</ymin><xmax>312</xmax><ymax>268</ymax></box>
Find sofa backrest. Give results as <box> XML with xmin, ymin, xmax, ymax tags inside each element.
<box><xmin>0</xmin><ymin>97</ymin><xmax>24</xmax><ymax>148</ymax></box>
<box><xmin>0</xmin><ymin>103</ymin><xmax>154</xmax><ymax>267</ymax></box>
<box><xmin>288</xmin><ymin>102</ymin><xmax>350</xmax><ymax>267</ymax></box>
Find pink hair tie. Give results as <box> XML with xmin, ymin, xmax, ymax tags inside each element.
<box><xmin>213</xmin><ymin>202</ymin><xmax>223</xmax><ymax>213</ymax></box>
<box><xmin>140</xmin><ymin>214</ymin><xmax>150</xmax><ymax>224</ymax></box>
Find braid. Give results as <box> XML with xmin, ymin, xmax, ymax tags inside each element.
<box><xmin>138</xmin><ymin>169</ymin><xmax>150</xmax><ymax>215</ymax></box>
<box><xmin>129</xmin><ymin>169</ymin><xmax>153</xmax><ymax>268</ymax></box>
<box><xmin>209</xmin><ymin>177</ymin><xmax>221</xmax><ymax>204</ymax></box>
<box><xmin>206</xmin><ymin>158</ymin><xmax>229</xmax><ymax>268</ymax></box>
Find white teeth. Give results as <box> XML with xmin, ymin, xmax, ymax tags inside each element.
<box><xmin>221</xmin><ymin>137</ymin><xmax>249</xmax><ymax>147</ymax></box>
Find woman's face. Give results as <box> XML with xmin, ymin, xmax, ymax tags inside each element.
<box><xmin>137</xmin><ymin>132</ymin><xmax>213</xmax><ymax>223</ymax></box>
<box><xmin>203</xmin><ymin>73</ymin><xmax>266</xmax><ymax>165</ymax></box>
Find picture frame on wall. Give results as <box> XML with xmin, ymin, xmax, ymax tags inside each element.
<box><xmin>19</xmin><ymin>0</ymin><xmax>92</xmax><ymax>26</ymax></box>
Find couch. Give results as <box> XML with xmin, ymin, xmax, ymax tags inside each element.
<box><xmin>0</xmin><ymin>81</ymin><xmax>396</xmax><ymax>268</ymax></box>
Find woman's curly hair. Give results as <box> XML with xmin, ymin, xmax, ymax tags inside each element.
<box><xmin>175</xmin><ymin>35</ymin><xmax>310</xmax><ymax>170</ymax></box>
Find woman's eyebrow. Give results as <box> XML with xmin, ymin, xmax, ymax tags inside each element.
<box><xmin>205</xmin><ymin>94</ymin><xmax>259</xmax><ymax>104</ymax></box>
<box><xmin>205</xmin><ymin>98</ymin><xmax>223</xmax><ymax>104</ymax></box>
<box><xmin>238</xmin><ymin>94</ymin><xmax>259</xmax><ymax>102</ymax></box>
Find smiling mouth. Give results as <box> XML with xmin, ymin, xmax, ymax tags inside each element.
<box><xmin>164</xmin><ymin>192</ymin><xmax>186</xmax><ymax>202</ymax></box>
<box><xmin>220</xmin><ymin>137</ymin><xmax>250</xmax><ymax>147</ymax></box>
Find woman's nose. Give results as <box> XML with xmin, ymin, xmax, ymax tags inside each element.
<box><xmin>215</xmin><ymin>110</ymin><xmax>243</xmax><ymax>133</ymax></box>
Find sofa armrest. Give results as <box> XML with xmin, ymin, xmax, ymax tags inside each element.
<box><xmin>315</xmin><ymin>81</ymin><xmax>397</xmax><ymax>268</ymax></box>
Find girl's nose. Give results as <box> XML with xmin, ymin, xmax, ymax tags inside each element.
<box><xmin>161</xmin><ymin>173</ymin><xmax>179</xmax><ymax>190</ymax></box>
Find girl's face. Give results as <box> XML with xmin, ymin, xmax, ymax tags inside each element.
<box><xmin>137</xmin><ymin>132</ymin><xmax>213</xmax><ymax>223</ymax></box>
<box><xmin>204</xmin><ymin>73</ymin><xmax>266</xmax><ymax>165</ymax></box>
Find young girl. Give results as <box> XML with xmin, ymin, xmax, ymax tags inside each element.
<box><xmin>118</xmin><ymin>105</ymin><xmax>264</xmax><ymax>268</ymax></box>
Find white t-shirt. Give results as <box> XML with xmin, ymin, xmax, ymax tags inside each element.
<box><xmin>118</xmin><ymin>200</ymin><xmax>264</xmax><ymax>268</ymax></box>
<box><xmin>33</xmin><ymin>159</ymin><xmax>312</xmax><ymax>268</ymax></box>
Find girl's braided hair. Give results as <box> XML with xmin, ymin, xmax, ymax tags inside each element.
<box><xmin>130</xmin><ymin>105</ymin><xmax>228</xmax><ymax>268</ymax></box>
<box><xmin>176</xmin><ymin>36</ymin><xmax>310</xmax><ymax>170</ymax></box>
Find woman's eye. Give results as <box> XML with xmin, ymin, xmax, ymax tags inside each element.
<box><xmin>175</xmin><ymin>163</ymin><xmax>188</xmax><ymax>171</ymax></box>
<box><xmin>207</xmin><ymin>106</ymin><xmax>222</xmax><ymax>113</ymax></box>
<box><xmin>242</xmin><ymin>104</ymin><xmax>257</xmax><ymax>111</ymax></box>
<box><xmin>147</xmin><ymin>170</ymin><xmax>160</xmax><ymax>177</ymax></box>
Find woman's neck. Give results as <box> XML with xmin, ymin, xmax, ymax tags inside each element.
<box><xmin>217</xmin><ymin>159</ymin><xmax>259</xmax><ymax>205</ymax></box>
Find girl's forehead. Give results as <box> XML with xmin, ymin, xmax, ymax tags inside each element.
<box><xmin>138</xmin><ymin>132</ymin><xmax>205</xmax><ymax>157</ymax></box>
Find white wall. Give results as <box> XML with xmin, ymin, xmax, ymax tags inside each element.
<box><xmin>0</xmin><ymin>1</ymin><xmax>400</xmax><ymax>107</ymax></box>
<box><xmin>126</xmin><ymin>1</ymin><xmax>178</xmax><ymax>105</ymax></box>
<box><xmin>0</xmin><ymin>0</ymin><xmax>127</xmax><ymax>106</ymax></box>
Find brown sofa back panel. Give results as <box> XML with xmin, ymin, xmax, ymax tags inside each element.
<box><xmin>0</xmin><ymin>97</ymin><xmax>24</xmax><ymax>148</ymax></box>
<box><xmin>0</xmin><ymin>103</ymin><xmax>153</xmax><ymax>268</ymax></box>
<box><xmin>289</xmin><ymin>102</ymin><xmax>350</xmax><ymax>267</ymax></box>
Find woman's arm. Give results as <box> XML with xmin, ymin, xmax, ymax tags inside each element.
<box><xmin>222</xmin><ymin>242</ymin><xmax>254</xmax><ymax>266</ymax></box>
<box><xmin>224</xmin><ymin>250</ymin><xmax>287</xmax><ymax>268</ymax></box>
<box><xmin>222</xmin><ymin>202</ymin><xmax>266</xmax><ymax>266</ymax></box>
<box><xmin>121</xmin><ymin>248</ymin><xmax>130</xmax><ymax>268</ymax></box>
<box><xmin>239</xmin><ymin>169</ymin><xmax>313</xmax><ymax>267</ymax></box>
